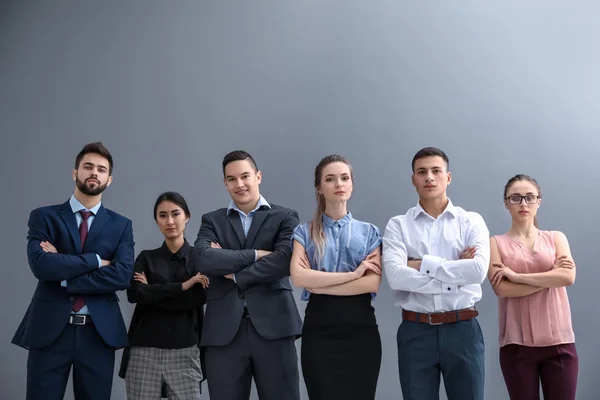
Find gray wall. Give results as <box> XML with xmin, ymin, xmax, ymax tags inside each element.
<box><xmin>1</xmin><ymin>1</ymin><xmax>599</xmax><ymax>399</ymax></box>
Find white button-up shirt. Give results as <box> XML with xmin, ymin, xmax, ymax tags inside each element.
<box><xmin>382</xmin><ymin>199</ymin><xmax>490</xmax><ymax>313</ymax></box>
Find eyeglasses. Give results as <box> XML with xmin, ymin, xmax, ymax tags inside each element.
<box><xmin>505</xmin><ymin>194</ymin><xmax>540</xmax><ymax>205</ymax></box>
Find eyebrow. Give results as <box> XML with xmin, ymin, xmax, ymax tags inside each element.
<box><xmin>416</xmin><ymin>166</ymin><xmax>443</xmax><ymax>171</ymax></box>
<box><xmin>82</xmin><ymin>162</ymin><xmax>108</xmax><ymax>169</ymax></box>
<box><xmin>509</xmin><ymin>192</ymin><xmax>537</xmax><ymax>196</ymax></box>
<box><xmin>226</xmin><ymin>171</ymin><xmax>252</xmax><ymax>179</ymax></box>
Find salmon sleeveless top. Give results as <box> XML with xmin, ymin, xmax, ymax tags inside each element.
<box><xmin>494</xmin><ymin>231</ymin><xmax>574</xmax><ymax>347</ymax></box>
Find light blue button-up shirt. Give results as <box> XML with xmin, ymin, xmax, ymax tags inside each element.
<box><xmin>292</xmin><ymin>212</ymin><xmax>382</xmax><ymax>301</ymax></box>
<box><xmin>60</xmin><ymin>195</ymin><xmax>103</xmax><ymax>315</ymax></box>
<box><xmin>227</xmin><ymin>195</ymin><xmax>271</xmax><ymax>284</ymax></box>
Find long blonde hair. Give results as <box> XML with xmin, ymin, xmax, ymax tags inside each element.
<box><xmin>310</xmin><ymin>154</ymin><xmax>353</xmax><ymax>261</ymax></box>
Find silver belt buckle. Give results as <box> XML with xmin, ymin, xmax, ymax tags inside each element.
<box><xmin>69</xmin><ymin>315</ymin><xmax>87</xmax><ymax>325</ymax></box>
<box><xmin>428</xmin><ymin>313</ymin><xmax>443</xmax><ymax>326</ymax></box>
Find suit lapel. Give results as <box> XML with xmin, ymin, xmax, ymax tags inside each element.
<box><xmin>227</xmin><ymin>211</ymin><xmax>246</xmax><ymax>248</ymax></box>
<box><xmin>60</xmin><ymin>201</ymin><xmax>82</xmax><ymax>254</ymax></box>
<box><xmin>84</xmin><ymin>205</ymin><xmax>109</xmax><ymax>251</ymax></box>
<box><xmin>245</xmin><ymin>207</ymin><xmax>270</xmax><ymax>249</ymax></box>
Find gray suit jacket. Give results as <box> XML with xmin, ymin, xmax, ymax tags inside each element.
<box><xmin>194</xmin><ymin>203</ymin><xmax>302</xmax><ymax>346</ymax></box>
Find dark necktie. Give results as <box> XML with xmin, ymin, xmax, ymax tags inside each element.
<box><xmin>72</xmin><ymin>210</ymin><xmax>93</xmax><ymax>312</ymax></box>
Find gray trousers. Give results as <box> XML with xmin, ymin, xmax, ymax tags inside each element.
<box><xmin>205</xmin><ymin>317</ymin><xmax>299</xmax><ymax>400</ymax></box>
<box><xmin>125</xmin><ymin>345</ymin><xmax>202</xmax><ymax>400</ymax></box>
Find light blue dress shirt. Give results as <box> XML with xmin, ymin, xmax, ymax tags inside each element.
<box><xmin>227</xmin><ymin>195</ymin><xmax>271</xmax><ymax>284</ymax></box>
<box><xmin>292</xmin><ymin>212</ymin><xmax>382</xmax><ymax>301</ymax></box>
<box><xmin>60</xmin><ymin>195</ymin><xmax>103</xmax><ymax>315</ymax></box>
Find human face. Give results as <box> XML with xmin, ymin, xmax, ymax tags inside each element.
<box><xmin>155</xmin><ymin>201</ymin><xmax>189</xmax><ymax>240</ymax></box>
<box><xmin>317</xmin><ymin>162</ymin><xmax>353</xmax><ymax>203</ymax></box>
<box><xmin>72</xmin><ymin>153</ymin><xmax>112</xmax><ymax>197</ymax></box>
<box><xmin>504</xmin><ymin>180</ymin><xmax>541</xmax><ymax>223</ymax></box>
<box><xmin>224</xmin><ymin>160</ymin><xmax>262</xmax><ymax>210</ymax></box>
<box><xmin>411</xmin><ymin>156</ymin><xmax>451</xmax><ymax>200</ymax></box>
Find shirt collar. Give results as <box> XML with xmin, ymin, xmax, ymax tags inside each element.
<box><xmin>69</xmin><ymin>194</ymin><xmax>102</xmax><ymax>215</ymax></box>
<box><xmin>160</xmin><ymin>239</ymin><xmax>191</xmax><ymax>260</ymax></box>
<box><xmin>413</xmin><ymin>198</ymin><xmax>457</xmax><ymax>219</ymax></box>
<box><xmin>322</xmin><ymin>212</ymin><xmax>353</xmax><ymax>228</ymax></box>
<box><xmin>227</xmin><ymin>195</ymin><xmax>271</xmax><ymax>216</ymax></box>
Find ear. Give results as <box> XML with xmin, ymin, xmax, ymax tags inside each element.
<box><xmin>72</xmin><ymin>169</ymin><xmax>77</xmax><ymax>181</ymax></box>
<box><xmin>411</xmin><ymin>174</ymin><xmax>416</xmax><ymax>188</ymax></box>
<box><xmin>447</xmin><ymin>171</ymin><xmax>452</xmax><ymax>185</ymax></box>
<box><xmin>256</xmin><ymin>170</ymin><xmax>262</xmax><ymax>184</ymax></box>
<box><xmin>106</xmin><ymin>176</ymin><xmax>113</xmax><ymax>187</ymax></box>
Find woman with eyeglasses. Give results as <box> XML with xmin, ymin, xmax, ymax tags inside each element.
<box><xmin>488</xmin><ymin>174</ymin><xmax>578</xmax><ymax>400</ymax></box>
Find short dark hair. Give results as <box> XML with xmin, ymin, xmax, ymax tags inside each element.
<box><xmin>222</xmin><ymin>150</ymin><xmax>258</xmax><ymax>176</ymax></box>
<box><xmin>75</xmin><ymin>142</ymin><xmax>114</xmax><ymax>175</ymax></box>
<box><xmin>411</xmin><ymin>147</ymin><xmax>449</xmax><ymax>172</ymax></box>
<box><xmin>153</xmin><ymin>191</ymin><xmax>191</xmax><ymax>221</ymax></box>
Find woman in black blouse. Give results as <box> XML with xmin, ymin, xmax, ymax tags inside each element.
<box><xmin>119</xmin><ymin>192</ymin><xmax>208</xmax><ymax>400</ymax></box>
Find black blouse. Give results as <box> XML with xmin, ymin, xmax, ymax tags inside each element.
<box><xmin>126</xmin><ymin>239</ymin><xmax>205</xmax><ymax>349</ymax></box>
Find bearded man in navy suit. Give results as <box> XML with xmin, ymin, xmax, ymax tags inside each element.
<box><xmin>13</xmin><ymin>142</ymin><xmax>135</xmax><ymax>400</ymax></box>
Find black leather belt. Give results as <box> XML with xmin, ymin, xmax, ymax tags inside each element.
<box><xmin>68</xmin><ymin>315</ymin><xmax>93</xmax><ymax>325</ymax></box>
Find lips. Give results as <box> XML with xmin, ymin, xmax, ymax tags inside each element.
<box><xmin>86</xmin><ymin>179</ymin><xmax>100</xmax><ymax>185</ymax></box>
<box><xmin>335</xmin><ymin>191</ymin><xmax>345</xmax><ymax>195</ymax></box>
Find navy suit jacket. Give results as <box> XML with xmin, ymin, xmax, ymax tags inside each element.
<box><xmin>12</xmin><ymin>200</ymin><xmax>135</xmax><ymax>350</ymax></box>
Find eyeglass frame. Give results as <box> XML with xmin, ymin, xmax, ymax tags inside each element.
<box><xmin>504</xmin><ymin>194</ymin><xmax>541</xmax><ymax>205</ymax></box>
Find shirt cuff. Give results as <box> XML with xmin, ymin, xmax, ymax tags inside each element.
<box><xmin>233</xmin><ymin>273</ymin><xmax>237</xmax><ymax>283</ymax></box>
<box><xmin>61</xmin><ymin>280</ymin><xmax>67</xmax><ymax>287</ymax></box>
<box><xmin>421</xmin><ymin>255</ymin><xmax>444</xmax><ymax>278</ymax></box>
<box><xmin>254</xmin><ymin>250</ymin><xmax>258</xmax><ymax>262</ymax></box>
<box><xmin>442</xmin><ymin>283</ymin><xmax>458</xmax><ymax>294</ymax></box>
<box><xmin>96</xmin><ymin>254</ymin><xmax>102</xmax><ymax>268</ymax></box>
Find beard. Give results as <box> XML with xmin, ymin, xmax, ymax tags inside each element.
<box><xmin>76</xmin><ymin>175</ymin><xmax>108</xmax><ymax>196</ymax></box>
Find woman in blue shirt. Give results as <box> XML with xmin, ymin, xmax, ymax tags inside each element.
<box><xmin>290</xmin><ymin>154</ymin><xmax>383</xmax><ymax>399</ymax></box>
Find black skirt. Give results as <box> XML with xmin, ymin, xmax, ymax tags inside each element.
<box><xmin>301</xmin><ymin>293</ymin><xmax>382</xmax><ymax>400</ymax></box>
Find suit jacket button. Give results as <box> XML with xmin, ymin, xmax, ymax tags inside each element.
<box><xmin>239</xmin><ymin>294</ymin><xmax>245</xmax><ymax>299</ymax></box>
<box><xmin>69</xmin><ymin>297</ymin><xmax>74</xmax><ymax>301</ymax></box>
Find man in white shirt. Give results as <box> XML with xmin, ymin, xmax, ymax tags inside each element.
<box><xmin>382</xmin><ymin>147</ymin><xmax>489</xmax><ymax>400</ymax></box>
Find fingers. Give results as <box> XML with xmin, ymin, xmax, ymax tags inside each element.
<box><xmin>460</xmin><ymin>247</ymin><xmax>476</xmax><ymax>259</ymax></box>
<box><xmin>40</xmin><ymin>241</ymin><xmax>58</xmax><ymax>253</ymax></box>
<box><xmin>210</xmin><ymin>242</ymin><xmax>222</xmax><ymax>249</ymax></box>
<box><xmin>365</xmin><ymin>261</ymin><xmax>382</xmax><ymax>275</ymax></box>
<box><xmin>133</xmin><ymin>272</ymin><xmax>147</xmax><ymax>284</ymax></box>
<box><xmin>490</xmin><ymin>268</ymin><xmax>504</xmax><ymax>287</ymax></box>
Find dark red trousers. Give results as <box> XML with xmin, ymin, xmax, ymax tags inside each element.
<box><xmin>500</xmin><ymin>343</ymin><xmax>578</xmax><ymax>400</ymax></box>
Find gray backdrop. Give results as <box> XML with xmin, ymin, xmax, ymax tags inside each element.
<box><xmin>1</xmin><ymin>1</ymin><xmax>598</xmax><ymax>399</ymax></box>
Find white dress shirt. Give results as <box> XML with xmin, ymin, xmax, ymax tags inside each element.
<box><xmin>382</xmin><ymin>199</ymin><xmax>490</xmax><ymax>313</ymax></box>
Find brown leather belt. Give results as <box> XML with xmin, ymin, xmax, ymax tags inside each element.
<box><xmin>402</xmin><ymin>307</ymin><xmax>478</xmax><ymax>325</ymax></box>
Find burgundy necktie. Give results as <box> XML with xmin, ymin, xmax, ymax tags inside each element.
<box><xmin>72</xmin><ymin>210</ymin><xmax>93</xmax><ymax>312</ymax></box>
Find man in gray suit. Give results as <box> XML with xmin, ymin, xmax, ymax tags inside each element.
<box><xmin>194</xmin><ymin>150</ymin><xmax>302</xmax><ymax>400</ymax></box>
